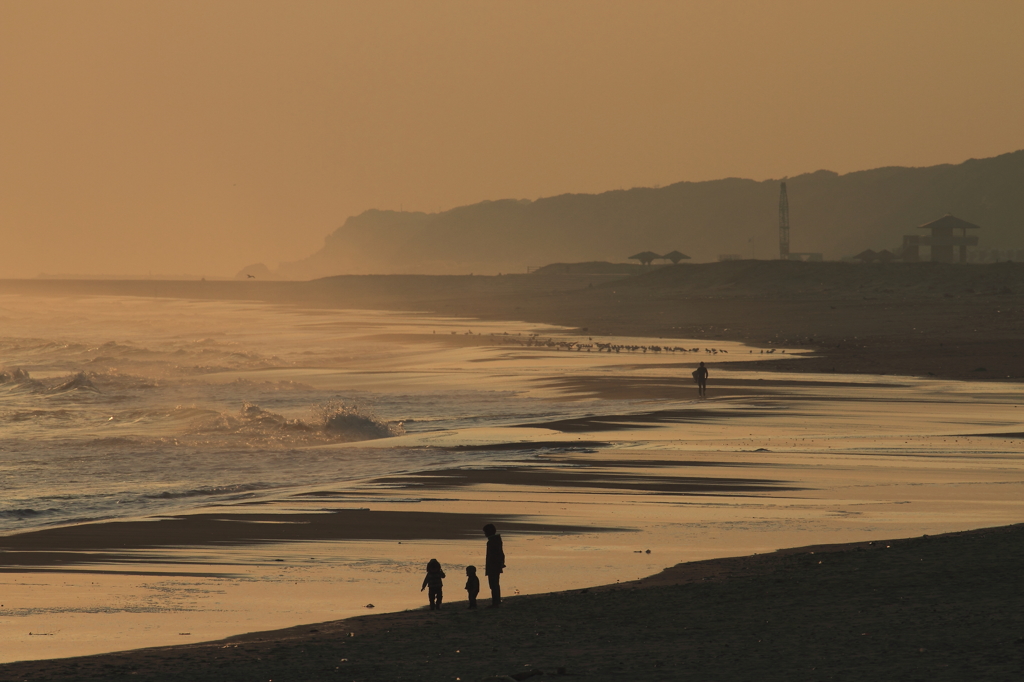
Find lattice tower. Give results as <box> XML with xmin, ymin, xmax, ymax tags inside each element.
<box><xmin>779</xmin><ymin>181</ymin><xmax>790</xmax><ymax>259</ymax></box>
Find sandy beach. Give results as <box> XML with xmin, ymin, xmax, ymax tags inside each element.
<box><xmin>1</xmin><ymin>265</ymin><xmax>1023</xmax><ymax>678</ymax></box>
<box><xmin>1</xmin><ymin>524</ymin><xmax>1021</xmax><ymax>680</ymax></box>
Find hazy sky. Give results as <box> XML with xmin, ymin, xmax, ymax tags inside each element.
<box><xmin>2</xmin><ymin>0</ymin><xmax>1023</xmax><ymax>277</ymax></box>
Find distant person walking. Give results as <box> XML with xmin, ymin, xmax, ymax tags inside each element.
<box><xmin>465</xmin><ymin>565</ymin><xmax>480</xmax><ymax>608</ymax></box>
<box><xmin>693</xmin><ymin>362</ymin><xmax>709</xmax><ymax>398</ymax></box>
<box><xmin>483</xmin><ymin>523</ymin><xmax>505</xmax><ymax>607</ymax></box>
<box><xmin>421</xmin><ymin>558</ymin><xmax>446</xmax><ymax>610</ymax></box>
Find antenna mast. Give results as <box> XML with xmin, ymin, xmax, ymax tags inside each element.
<box><xmin>778</xmin><ymin>181</ymin><xmax>790</xmax><ymax>259</ymax></box>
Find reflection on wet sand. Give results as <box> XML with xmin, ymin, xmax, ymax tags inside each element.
<box><xmin>1</xmin><ymin>296</ymin><xmax>1022</xmax><ymax>664</ymax></box>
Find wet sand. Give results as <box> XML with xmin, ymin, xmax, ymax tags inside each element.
<box><xmin>1</xmin><ymin>268</ymin><xmax>1023</xmax><ymax>675</ymax></box>
<box><xmin>2</xmin><ymin>523</ymin><xmax>1021</xmax><ymax>681</ymax></box>
<box><xmin>3</xmin><ymin>377</ymin><xmax>1021</xmax><ymax>665</ymax></box>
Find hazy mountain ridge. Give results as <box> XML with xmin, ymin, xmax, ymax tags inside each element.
<box><xmin>250</xmin><ymin>150</ymin><xmax>1024</xmax><ymax>279</ymax></box>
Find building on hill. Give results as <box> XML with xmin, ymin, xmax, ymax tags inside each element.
<box><xmin>901</xmin><ymin>215</ymin><xmax>980</xmax><ymax>263</ymax></box>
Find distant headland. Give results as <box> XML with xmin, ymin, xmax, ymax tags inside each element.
<box><xmin>238</xmin><ymin>150</ymin><xmax>1024</xmax><ymax>280</ymax></box>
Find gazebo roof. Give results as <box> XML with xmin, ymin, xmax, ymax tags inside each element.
<box><xmin>918</xmin><ymin>215</ymin><xmax>981</xmax><ymax>230</ymax></box>
<box><xmin>661</xmin><ymin>250</ymin><xmax>691</xmax><ymax>260</ymax></box>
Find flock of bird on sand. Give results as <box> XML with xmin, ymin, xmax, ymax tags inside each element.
<box><xmin>442</xmin><ymin>330</ymin><xmax>786</xmax><ymax>355</ymax></box>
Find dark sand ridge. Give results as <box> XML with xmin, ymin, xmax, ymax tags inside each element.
<box><xmin>371</xmin><ymin>468</ymin><xmax>802</xmax><ymax>495</ymax></box>
<box><xmin>515</xmin><ymin>405</ymin><xmax>808</xmax><ymax>431</ymax></box>
<box><xmin>0</xmin><ymin>510</ymin><xmax>623</xmax><ymax>571</ymax></box>
<box><xmin>529</xmin><ymin>375</ymin><xmax>905</xmax><ymax>402</ymax></box>
<box><xmin>1</xmin><ymin>523</ymin><xmax>1020</xmax><ymax>681</ymax></box>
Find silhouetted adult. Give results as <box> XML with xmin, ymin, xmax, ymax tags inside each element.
<box><xmin>483</xmin><ymin>523</ymin><xmax>505</xmax><ymax>607</ymax></box>
<box><xmin>694</xmin><ymin>362</ymin><xmax>709</xmax><ymax>398</ymax></box>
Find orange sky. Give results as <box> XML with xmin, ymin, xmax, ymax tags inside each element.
<box><xmin>2</xmin><ymin>0</ymin><xmax>1023</xmax><ymax>278</ymax></box>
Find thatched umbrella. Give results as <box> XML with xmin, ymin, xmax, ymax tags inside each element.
<box><xmin>628</xmin><ymin>251</ymin><xmax>661</xmax><ymax>266</ymax></box>
<box><xmin>661</xmin><ymin>250</ymin><xmax>691</xmax><ymax>264</ymax></box>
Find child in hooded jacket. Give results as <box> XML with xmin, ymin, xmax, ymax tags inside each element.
<box><xmin>421</xmin><ymin>558</ymin><xmax>446</xmax><ymax>610</ymax></box>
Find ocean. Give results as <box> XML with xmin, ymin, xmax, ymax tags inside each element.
<box><xmin>0</xmin><ymin>293</ymin><xmax>713</xmax><ymax>535</ymax></box>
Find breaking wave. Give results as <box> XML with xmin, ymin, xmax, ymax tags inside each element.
<box><xmin>0</xmin><ymin>368</ymin><xmax>150</xmax><ymax>394</ymax></box>
<box><xmin>315</xmin><ymin>400</ymin><xmax>405</xmax><ymax>441</ymax></box>
<box><xmin>46</xmin><ymin>371</ymin><xmax>100</xmax><ymax>394</ymax></box>
<box><xmin>143</xmin><ymin>482</ymin><xmax>274</xmax><ymax>501</ymax></box>
<box><xmin>0</xmin><ymin>366</ymin><xmax>41</xmax><ymax>390</ymax></box>
<box><xmin>190</xmin><ymin>401</ymin><xmax>403</xmax><ymax>443</ymax></box>
<box><xmin>0</xmin><ymin>507</ymin><xmax>62</xmax><ymax>520</ymax></box>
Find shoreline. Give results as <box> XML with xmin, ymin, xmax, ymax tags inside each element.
<box><xmin>2</xmin><ymin>522</ymin><xmax>1021</xmax><ymax>680</ymax></box>
<box><xmin>3</xmin><ymin>262</ymin><xmax>1024</xmax><ymax>383</ymax></box>
<box><xmin>1</xmin><ymin>275</ymin><xmax>1022</xmax><ymax>675</ymax></box>
<box><xmin>6</xmin><ymin>262</ymin><xmax>1024</xmax><ymax>385</ymax></box>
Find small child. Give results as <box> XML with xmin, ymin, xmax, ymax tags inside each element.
<box><xmin>465</xmin><ymin>565</ymin><xmax>480</xmax><ymax>609</ymax></box>
<box><xmin>421</xmin><ymin>558</ymin><xmax>446</xmax><ymax>610</ymax></box>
